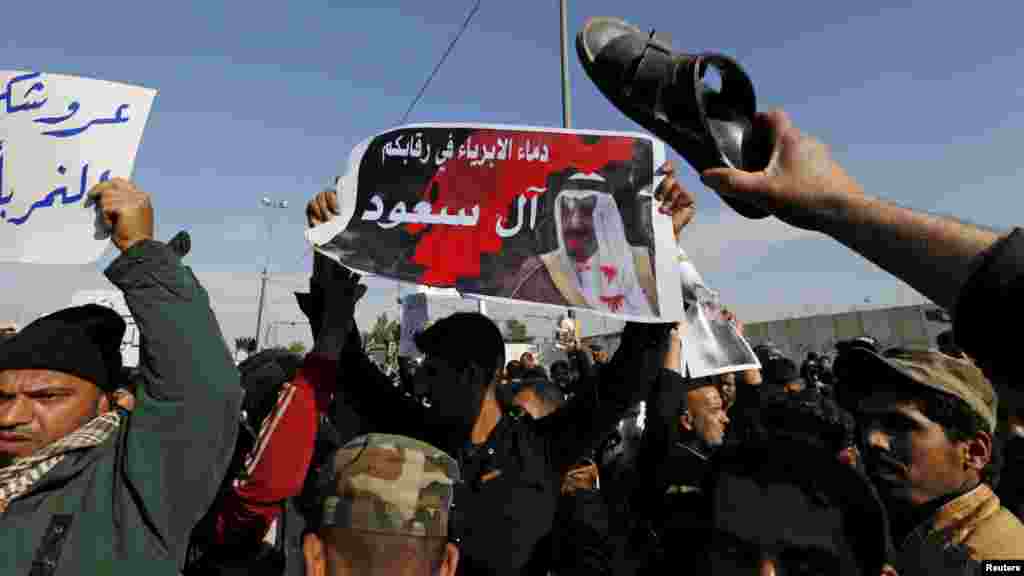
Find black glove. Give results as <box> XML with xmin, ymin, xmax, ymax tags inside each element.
<box><xmin>167</xmin><ymin>230</ymin><xmax>191</xmax><ymax>259</ymax></box>
<box><xmin>619</xmin><ymin>322</ymin><xmax>675</xmax><ymax>358</ymax></box>
<box><xmin>296</xmin><ymin>252</ymin><xmax>328</xmax><ymax>341</ymax></box>
<box><xmin>309</xmin><ymin>254</ymin><xmax>367</xmax><ymax>356</ymax></box>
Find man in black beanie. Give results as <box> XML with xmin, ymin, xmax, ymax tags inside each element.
<box><xmin>0</xmin><ymin>179</ymin><xmax>241</xmax><ymax>575</ymax></box>
<box><xmin>0</xmin><ymin>304</ymin><xmax>127</xmax><ymax>461</ymax></box>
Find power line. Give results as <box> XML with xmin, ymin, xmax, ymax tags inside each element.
<box><xmin>393</xmin><ymin>1</ymin><xmax>482</xmax><ymax>307</ymax></box>
<box><xmin>399</xmin><ymin>0</ymin><xmax>483</xmax><ymax>125</ymax></box>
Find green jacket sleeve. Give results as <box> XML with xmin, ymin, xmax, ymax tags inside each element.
<box><xmin>105</xmin><ymin>239</ymin><xmax>243</xmax><ymax>564</ymax></box>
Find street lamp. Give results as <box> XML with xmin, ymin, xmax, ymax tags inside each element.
<box><xmin>255</xmin><ymin>197</ymin><xmax>290</xmax><ymax>351</ymax></box>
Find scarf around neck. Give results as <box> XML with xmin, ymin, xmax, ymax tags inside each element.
<box><xmin>0</xmin><ymin>410</ymin><xmax>122</xmax><ymax>513</ymax></box>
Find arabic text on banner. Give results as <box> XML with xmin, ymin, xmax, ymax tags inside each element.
<box><xmin>307</xmin><ymin>124</ymin><xmax>682</xmax><ymax>323</ymax></box>
<box><xmin>0</xmin><ymin>71</ymin><xmax>156</xmax><ymax>264</ymax></box>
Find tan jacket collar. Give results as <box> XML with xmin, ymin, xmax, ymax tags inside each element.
<box><xmin>926</xmin><ymin>484</ymin><xmax>1000</xmax><ymax>547</ymax></box>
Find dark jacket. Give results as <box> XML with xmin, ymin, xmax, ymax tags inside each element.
<box><xmin>613</xmin><ymin>369</ymin><xmax>717</xmax><ymax>576</ymax></box>
<box><xmin>0</xmin><ymin>240</ymin><xmax>242</xmax><ymax>575</ymax></box>
<box><xmin>550</xmin><ymin>489</ymin><xmax>616</xmax><ymax>576</ymax></box>
<box><xmin>642</xmin><ymin>442</ymin><xmax>712</xmax><ymax>575</ymax></box>
<box><xmin>723</xmin><ymin>379</ymin><xmax>761</xmax><ymax>446</ymax></box>
<box><xmin>336</xmin><ymin>324</ymin><xmax>668</xmax><ymax>576</ymax></box>
<box><xmin>997</xmin><ymin>435</ymin><xmax>1024</xmax><ymax>518</ymax></box>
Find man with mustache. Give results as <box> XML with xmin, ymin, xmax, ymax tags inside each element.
<box><xmin>0</xmin><ymin>180</ymin><xmax>241</xmax><ymax>574</ymax></box>
<box><xmin>851</xmin><ymin>347</ymin><xmax>1024</xmax><ymax>564</ymax></box>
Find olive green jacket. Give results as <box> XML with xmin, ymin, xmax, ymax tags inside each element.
<box><xmin>0</xmin><ymin>240</ymin><xmax>242</xmax><ymax>575</ymax></box>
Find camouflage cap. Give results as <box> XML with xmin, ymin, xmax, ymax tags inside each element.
<box><xmin>318</xmin><ymin>433</ymin><xmax>460</xmax><ymax>538</ymax></box>
<box><xmin>850</xmin><ymin>347</ymin><xmax>998</xmax><ymax>433</ymax></box>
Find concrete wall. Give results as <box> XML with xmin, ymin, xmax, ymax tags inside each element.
<box><xmin>743</xmin><ymin>304</ymin><xmax>950</xmax><ymax>360</ymax></box>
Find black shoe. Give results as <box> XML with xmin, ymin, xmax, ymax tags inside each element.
<box><xmin>577</xmin><ymin>17</ymin><xmax>772</xmax><ymax>219</ymax></box>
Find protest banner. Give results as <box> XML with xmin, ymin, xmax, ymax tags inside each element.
<box><xmin>0</xmin><ymin>71</ymin><xmax>156</xmax><ymax>263</ymax></box>
<box><xmin>70</xmin><ymin>289</ymin><xmax>139</xmax><ymax>367</ymax></box>
<box><xmin>307</xmin><ymin>124</ymin><xmax>683</xmax><ymax>323</ymax></box>
<box><xmin>677</xmin><ymin>246</ymin><xmax>760</xmax><ymax>378</ymax></box>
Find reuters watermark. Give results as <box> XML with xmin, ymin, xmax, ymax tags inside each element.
<box><xmin>985</xmin><ymin>561</ymin><xmax>1024</xmax><ymax>573</ymax></box>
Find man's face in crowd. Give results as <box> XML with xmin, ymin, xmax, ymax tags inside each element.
<box><xmin>0</xmin><ymin>369</ymin><xmax>110</xmax><ymax>458</ymax></box>
<box><xmin>559</xmin><ymin>195</ymin><xmax>598</xmax><ymax>262</ymax></box>
<box><xmin>550</xmin><ymin>364</ymin><xmax>572</xmax><ymax>389</ymax></box>
<box><xmin>717</xmin><ymin>373</ymin><xmax>737</xmax><ymax>411</ymax></box>
<box><xmin>783</xmin><ymin>378</ymin><xmax>806</xmax><ymax>394</ymax></box>
<box><xmin>514</xmin><ymin>387</ymin><xmax>556</xmax><ymax>419</ymax></box>
<box><xmin>859</xmin><ymin>390</ymin><xmax>979</xmax><ymax>507</ymax></box>
<box><xmin>682</xmin><ymin>384</ymin><xmax>730</xmax><ymax>450</ymax></box>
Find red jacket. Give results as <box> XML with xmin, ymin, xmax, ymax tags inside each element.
<box><xmin>210</xmin><ymin>354</ymin><xmax>337</xmax><ymax>545</ymax></box>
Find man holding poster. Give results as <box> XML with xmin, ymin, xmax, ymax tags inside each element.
<box><xmin>307</xmin><ymin>186</ymin><xmax>684</xmax><ymax>576</ymax></box>
<box><xmin>0</xmin><ymin>71</ymin><xmax>242</xmax><ymax>576</ymax></box>
<box><xmin>0</xmin><ymin>179</ymin><xmax>242</xmax><ymax>575</ymax></box>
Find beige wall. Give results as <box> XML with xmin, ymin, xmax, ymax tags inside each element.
<box><xmin>744</xmin><ymin>304</ymin><xmax>949</xmax><ymax>360</ymax></box>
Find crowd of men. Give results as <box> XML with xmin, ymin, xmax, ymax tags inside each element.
<box><xmin>3</xmin><ymin>104</ymin><xmax>1024</xmax><ymax>575</ymax></box>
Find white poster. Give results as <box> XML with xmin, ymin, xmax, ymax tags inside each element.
<box><xmin>398</xmin><ymin>291</ymin><xmax>430</xmax><ymax>358</ymax></box>
<box><xmin>0</xmin><ymin>71</ymin><xmax>157</xmax><ymax>263</ymax></box>
<box><xmin>71</xmin><ymin>289</ymin><xmax>139</xmax><ymax>367</ymax></box>
<box><xmin>678</xmin><ymin>245</ymin><xmax>760</xmax><ymax>378</ymax></box>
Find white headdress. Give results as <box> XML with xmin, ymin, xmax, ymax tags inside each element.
<box><xmin>553</xmin><ymin>173</ymin><xmax>652</xmax><ymax>316</ymax></box>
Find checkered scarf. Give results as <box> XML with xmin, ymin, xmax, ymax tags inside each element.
<box><xmin>0</xmin><ymin>411</ymin><xmax>122</xmax><ymax>513</ymax></box>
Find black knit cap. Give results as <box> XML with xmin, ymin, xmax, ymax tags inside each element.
<box><xmin>414</xmin><ymin>312</ymin><xmax>505</xmax><ymax>373</ymax></box>
<box><xmin>0</xmin><ymin>304</ymin><xmax>125</xmax><ymax>392</ymax></box>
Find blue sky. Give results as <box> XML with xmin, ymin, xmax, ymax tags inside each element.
<box><xmin>3</xmin><ymin>0</ymin><xmax>1023</xmax><ymax>348</ymax></box>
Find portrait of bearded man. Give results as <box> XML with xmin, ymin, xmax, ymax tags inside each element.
<box><xmin>504</xmin><ymin>171</ymin><xmax>659</xmax><ymax>316</ymax></box>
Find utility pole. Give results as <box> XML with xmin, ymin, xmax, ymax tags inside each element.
<box><xmin>254</xmin><ymin>197</ymin><xmax>289</xmax><ymax>351</ymax></box>
<box><xmin>255</xmin><ymin>271</ymin><xmax>269</xmax><ymax>349</ymax></box>
<box><xmin>559</xmin><ymin>0</ymin><xmax>572</xmax><ymax>129</ymax></box>
<box><xmin>559</xmin><ymin>0</ymin><xmax>578</xmax><ymax>335</ymax></box>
